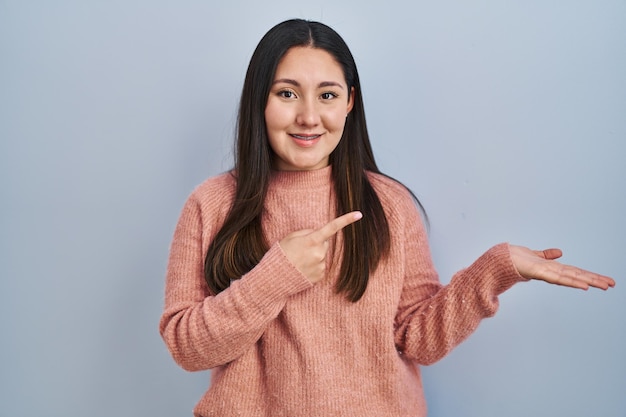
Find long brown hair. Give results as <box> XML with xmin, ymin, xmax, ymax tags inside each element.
<box><xmin>204</xmin><ymin>19</ymin><xmax>424</xmax><ymax>302</ymax></box>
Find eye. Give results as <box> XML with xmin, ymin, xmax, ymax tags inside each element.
<box><xmin>278</xmin><ymin>90</ymin><xmax>296</xmax><ymax>99</ymax></box>
<box><xmin>321</xmin><ymin>92</ymin><xmax>338</xmax><ymax>100</ymax></box>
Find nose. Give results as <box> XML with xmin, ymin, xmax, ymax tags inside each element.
<box><xmin>295</xmin><ymin>98</ymin><xmax>320</xmax><ymax>127</ymax></box>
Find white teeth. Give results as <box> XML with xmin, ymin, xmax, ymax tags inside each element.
<box><xmin>292</xmin><ymin>134</ymin><xmax>320</xmax><ymax>140</ymax></box>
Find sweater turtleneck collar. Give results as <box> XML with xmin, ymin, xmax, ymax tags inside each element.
<box><xmin>269</xmin><ymin>165</ymin><xmax>333</xmax><ymax>192</ymax></box>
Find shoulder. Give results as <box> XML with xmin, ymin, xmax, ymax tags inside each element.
<box><xmin>191</xmin><ymin>171</ymin><xmax>236</xmax><ymax>199</ymax></box>
<box><xmin>366</xmin><ymin>171</ymin><xmax>415</xmax><ymax>207</ymax></box>
<box><xmin>183</xmin><ymin>171</ymin><xmax>236</xmax><ymax>218</ymax></box>
<box><xmin>366</xmin><ymin>171</ymin><xmax>424</xmax><ymax>228</ymax></box>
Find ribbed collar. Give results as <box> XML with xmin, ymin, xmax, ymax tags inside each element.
<box><xmin>269</xmin><ymin>165</ymin><xmax>333</xmax><ymax>192</ymax></box>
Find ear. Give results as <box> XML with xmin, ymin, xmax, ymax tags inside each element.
<box><xmin>346</xmin><ymin>86</ymin><xmax>355</xmax><ymax>114</ymax></box>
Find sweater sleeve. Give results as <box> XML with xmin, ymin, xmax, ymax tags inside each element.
<box><xmin>392</xmin><ymin>193</ymin><xmax>528</xmax><ymax>366</ymax></box>
<box><xmin>159</xmin><ymin>194</ymin><xmax>313</xmax><ymax>371</ymax></box>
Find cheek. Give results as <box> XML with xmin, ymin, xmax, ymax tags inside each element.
<box><xmin>264</xmin><ymin>104</ymin><xmax>277</xmax><ymax>130</ymax></box>
<box><xmin>265</xmin><ymin>100</ymin><xmax>291</xmax><ymax>130</ymax></box>
<box><xmin>325</xmin><ymin>110</ymin><xmax>348</xmax><ymax>132</ymax></box>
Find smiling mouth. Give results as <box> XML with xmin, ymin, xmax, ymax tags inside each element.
<box><xmin>290</xmin><ymin>134</ymin><xmax>322</xmax><ymax>141</ymax></box>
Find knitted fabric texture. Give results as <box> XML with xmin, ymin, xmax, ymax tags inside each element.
<box><xmin>159</xmin><ymin>166</ymin><xmax>525</xmax><ymax>417</ymax></box>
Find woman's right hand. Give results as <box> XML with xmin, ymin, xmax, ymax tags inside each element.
<box><xmin>279</xmin><ymin>211</ymin><xmax>363</xmax><ymax>284</ymax></box>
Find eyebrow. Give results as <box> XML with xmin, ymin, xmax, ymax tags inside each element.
<box><xmin>272</xmin><ymin>78</ymin><xmax>345</xmax><ymax>90</ymax></box>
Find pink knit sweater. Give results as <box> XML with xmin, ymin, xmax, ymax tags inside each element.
<box><xmin>160</xmin><ymin>166</ymin><xmax>526</xmax><ymax>417</ymax></box>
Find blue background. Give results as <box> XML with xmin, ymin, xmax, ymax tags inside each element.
<box><xmin>1</xmin><ymin>1</ymin><xmax>624</xmax><ymax>416</ymax></box>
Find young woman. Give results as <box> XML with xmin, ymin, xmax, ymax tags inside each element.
<box><xmin>159</xmin><ymin>19</ymin><xmax>614</xmax><ymax>417</ymax></box>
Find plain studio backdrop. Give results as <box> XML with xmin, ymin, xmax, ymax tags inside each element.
<box><xmin>1</xmin><ymin>1</ymin><xmax>624</xmax><ymax>416</ymax></box>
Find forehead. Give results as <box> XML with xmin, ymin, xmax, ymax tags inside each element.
<box><xmin>274</xmin><ymin>47</ymin><xmax>346</xmax><ymax>84</ymax></box>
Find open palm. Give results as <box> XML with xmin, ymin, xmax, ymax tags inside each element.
<box><xmin>509</xmin><ymin>245</ymin><xmax>615</xmax><ymax>290</ymax></box>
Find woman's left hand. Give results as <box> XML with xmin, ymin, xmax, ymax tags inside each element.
<box><xmin>509</xmin><ymin>245</ymin><xmax>616</xmax><ymax>290</ymax></box>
